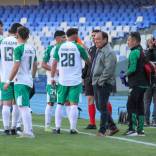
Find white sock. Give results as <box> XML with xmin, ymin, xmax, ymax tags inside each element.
<box><xmin>69</xmin><ymin>105</ymin><xmax>78</xmax><ymax>130</ymax></box>
<box><xmin>45</xmin><ymin>104</ymin><xmax>52</xmax><ymax>128</ymax></box>
<box><xmin>2</xmin><ymin>105</ymin><xmax>11</xmax><ymax>130</ymax></box>
<box><xmin>16</xmin><ymin>111</ymin><xmax>22</xmax><ymax>128</ymax></box>
<box><xmin>19</xmin><ymin>107</ymin><xmax>33</xmax><ymax>135</ymax></box>
<box><xmin>66</xmin><ymin>106</ymin><xmax>71</xmax><ymax>122</ymax></box>
<box><xmin>55</xmin><ymin>104</ymin><xmax>62</xmax><ymax>129</ymax></box>
<box><xmin>11</xmin><ymin>105</ymin><xmax>19</xmax><ymax>129</ymax></box>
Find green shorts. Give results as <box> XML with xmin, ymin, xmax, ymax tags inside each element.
<box><xmin>57</xmin><ymin>83</ymin><xmax>82</xmax><ymax>104</ymax></box>
<box><xmin>1</xmin><ymin>82</ymin><xmax>14</xmax><ymax>101</ymax></box>
<box><xmin>46</xmin><ymin>84</ymin><xmax>57</xmax><ymax>103</ymax></box>
<box><xmin>14</xmin><ymin>84</ymin><xmax>31</xmax><ymax>107</ymax></box>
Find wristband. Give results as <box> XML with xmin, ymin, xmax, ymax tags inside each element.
<box><xmin>51</xmin><ymin>77</ymin><xmax>55</xmax><ymax>81</ymax></box>
<box><xmin>6</xmin><ymin>80</ymin><xmax>11</xmax><ymax>84</ymax></box>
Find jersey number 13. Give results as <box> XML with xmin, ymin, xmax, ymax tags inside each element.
<box><xmin>4</xmin><ymin>47</ymin><xmax>13</xmax><ymax>61</ymax></box>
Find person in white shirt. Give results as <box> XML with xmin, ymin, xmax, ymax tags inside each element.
<box><xmin>51</xmin><ymin>28</ymin><xmax>90</xmax><ymax>134</ymax></box>
<box><xmin>0</xmin><ymin>23</ymin><xmax>22</xmax><ymax>135</ymax></box>
<box><xmin>4</xmin><ymin>26</ymin><xmax>37</xmax><ymax>138</ymax></box>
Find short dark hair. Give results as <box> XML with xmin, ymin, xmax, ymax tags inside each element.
<box><xmin>0</xmin><ymin>20</ymin><xmax>3</xmax><ymax>27</ymax></box>
<box><xmin>9</xmin><ymin>23</ymin><xmax>22</xmax><ymax>34</ymax></box>
<box><xmin>66</xmin><ymin>28</ymin><xmax>78</xmax><ymax>37</ymax></box>
<box><xmin>129</xmin><ymin>32</ymin><xmax>141</xmax><ymax>43</ymax></box>
<box><xmin>54</xmin><ymin>30</ymin><xmax>65</xmax><ymax>38</ymax></box>
<box><xmin>17</xmin><ymin>26</ymin><xmax>29</xmax><ymax>40</ymax></box>
<box><xmin>92</xmin><ymin>29</ymin><xmax>100</xmax><ymax>33</ymax></box>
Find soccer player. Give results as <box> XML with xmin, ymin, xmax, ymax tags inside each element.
<box><xmin>51</xmin><ymin>28</ymin><xmax>90</xmax><ymax>134</ymax></box>
<box><xmin>42</xmin><ymin>30</ymin><xmax>66</xmax><ymax>132</ymax></box>
<box><xmin>0</xmin><ymin>20</ymin><xmax>4</xmax><ymax>107</ymax></box>
<box><xmin>4</xmin><ymin>26</ymin><xmax>37</xmax><ymax>138</ymax></box>
<box><xmin>0</xmin><ymin>20</ymin><xmax>3</xmax><ymax>41</ymax></box>
<box><xmin>0</xmin><ymin>23</ymin><xmax>22</xmax><ymax>135</ymax></box>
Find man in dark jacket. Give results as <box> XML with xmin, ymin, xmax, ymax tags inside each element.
<box><xmin>125</xmin><ymin>32</ymin><xmax>148</xmax><ymax>136</ymax></box>
<box><xmin>144</xmin><ymin>38</ymin><xmax>156</xmax><ymax>126</ymax></box>
<box><xmin>92</xmin><ymin>31</ymin><xmax>119</xmax><ymax>136</ymax></box>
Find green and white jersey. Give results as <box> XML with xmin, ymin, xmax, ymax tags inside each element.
<box><xmin>0</xmin><ymin>35</ymin><xmax>3</xmax><ymax>43</ymax></box>
<box><xmin>0</xmin><ymin>35</ymin><xmax>4</xmax><ymax>77</ymax></box>
<box><xmin>53</xmin><ymin>41</ymin><xmax>88</xmax><ymax>86</ymax></box>
<box><xmin>0</xmin><ymin>35</ymin><xmax>17</xmax><ymax>82</ymax></box>
<box><xmin>14</xmin><ymin>43</ymin><xmax>37</xmax><ymax>88</ymax></box>
<box><xmin>43</xmin><ymin>45</ymin><xmax>58</xmax><ymax>84</ymax></box>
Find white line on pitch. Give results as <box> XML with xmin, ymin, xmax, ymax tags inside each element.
<box><xmin>32</xmin><ymin>124</ymin><xmax>156</xmax><ymax>147</ymax></box>
<box><xmin>0</xmin><ymin>119</ymin><xmax>156</xmax><ymax>147</ymax></box>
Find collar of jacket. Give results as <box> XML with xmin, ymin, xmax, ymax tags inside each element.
<box><xmin>130</xmin><ymin>45</ymin><xmax>142</xmax><ymax>51</ymax></box>
<box><xmin>97</xmin><ymin>43</ymin><xmax>109</xmax><ymax>52</ymax></box>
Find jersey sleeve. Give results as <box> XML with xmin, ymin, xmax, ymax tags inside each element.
<box><xmin>76</xmin><ymin>43</ymin><xmax>89</xmax><ymax>61</ymax></box>
<box><xmin>42</xmin><ymin>46</ymin><xmax>52</xmax><ymax>62</ymax></box>
<box><xmin>14</xmin><ymin>44</ymin><xmax>24</xmax><ymax>62</ymax></box>
<box><xmin>127</xmin><ymin>49</ymin><xmax>140</xmax><ymax>75</ymax></box>
<box><xmin>53</xmin><ymin>43</ymin><xmax>62</xmax><ymax>61</ymax></box>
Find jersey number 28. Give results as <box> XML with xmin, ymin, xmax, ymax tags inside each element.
<box><xmin>61</xmin><ymin>53</ymin><xmax>75</xmax><ymax>67</ymax></box>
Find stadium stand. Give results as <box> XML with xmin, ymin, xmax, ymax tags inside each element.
<box><xmin>0</xmin><ymin>0</ymin><xmax>156</xmax><ymax>58</ymax></box>
<box><xmin>0</xmin><ymin>0</ymin><xmax>156</xmax><ymax>92</ymax></box>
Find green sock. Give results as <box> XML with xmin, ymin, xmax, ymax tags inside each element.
<box><xmin>138</xmin><ymin>115</ymin><xmax>144</xmax><ymax>132</ymax></box>
<box><xmin>132</xmin><ymin>113</ymin><xmax>137</xmax><ymax>131</ymax></box>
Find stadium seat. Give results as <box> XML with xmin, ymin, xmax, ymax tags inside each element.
<box><xmin>0</xmin><ymin>0</ymin><xmax>155</xmax><ymax>64</ymax></box>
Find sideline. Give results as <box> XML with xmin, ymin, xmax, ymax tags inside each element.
<box><xmin>33</xmin><ymin>124</ymin><xmax>156</xmax><ymax>148</ymax></box>
<box><xmin>0</xmin><ymin>120</ymin><xmax>156</xmax><ymax>148</ymax></box>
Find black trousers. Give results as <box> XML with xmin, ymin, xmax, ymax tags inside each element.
<box><xmin>93</xmin><ymin>84</ymin><xmax>116</xmax><ymax>133</ymax></box>
<box><xmin>144</xmin><ymin>87</ymin><xmax>156</xmax><ymax>122</ymax></box>
<box><xmin>127</xmin><ymin>87</ymin><xmax>146</xmax><ymax>130</ymax></box>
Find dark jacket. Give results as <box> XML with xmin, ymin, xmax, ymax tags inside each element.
<box><xmin>145</xmin><ymin>47</ymin><xmax>156</xmax><ymax>63</ymax></box>
<box><xmin>145</xmin><ymin>47</ymin><xmax>156</xmax><ymax>86</ymax></box>
<box><xmin>82</xmin><ymin>45</ymin><xmax>96</xmax><ymax>84</ymax></box>
<box><xmin>127</xmin><ymin>45</ymin><xmax>148</xmax><ymax>88</ymax></box>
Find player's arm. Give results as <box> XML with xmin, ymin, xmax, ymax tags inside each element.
<box><xmin>77</xmin><ymin>43</ymin><xmax>91</xmax><ymax>65</ymax></box>
<box><xmin>41</xmin><ymin>46</ymin><xmax>52</xmax><ymax>71</ymax></box>
<box><xmin>32</xmin><ymin>57</ymin><xmax>37</xmax><ymax>78</ymax></box>
<box><xmin>42</xmin><ymin>62</ymin><xmax>51</xmax><ymax>71</ymax></box>
<box><xmin>51</xmin><ymin>45</ymin><xmax>59</xmax><ymax>84</ymax></box>
<box><xmin>3</xmin><ymin>62</ymin><xmax>20</xmax><ymax>90</ymax></box>
<box><xmin>8</xmin><ymin>62</ymin><xmax>20</xmax><ymax>82</ymax></box>
<box><xmin>51</xmin><ymin>60</ymin><xmax>58</xmax><ymax>78</ymax></box>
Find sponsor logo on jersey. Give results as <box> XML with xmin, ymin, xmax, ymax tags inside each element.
<box><xmin>61</xmin><ymin>48</ymin><xmax>76</xmax><ymax>51</ymax></box>
<box><xmin>2</xmin><ymin>41</ymin><xmax>16</xmax><ymax>46</ymax></box>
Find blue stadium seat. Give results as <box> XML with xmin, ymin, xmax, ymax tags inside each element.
<box><xmin>0</xmin><ymin>0</ymin><xmax>155</xmax><ymax>55</ymax></box>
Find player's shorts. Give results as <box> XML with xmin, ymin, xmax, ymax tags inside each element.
<box><xmin>46</xmin><ymin>84</ymin><xmax>57</xmax><ymax>103</ymax></box>
<box><xmin>14</xmin><ymin>84</ymin><xmax>31</xmax><ymax>107</ymax></box>
<box><xmin>84</xmin><ymin>79</ymin><xmax>94</xmax><ymax>96</ymax></box>
<box><xmin>57</xmin><ymin>83</ymin><xmax>82</xmax><ymax>104</ymax></box>
<box><xmin>1</xmin><ymin>82</ymin><xmax>14</xmax><ymax>101</ymax></box>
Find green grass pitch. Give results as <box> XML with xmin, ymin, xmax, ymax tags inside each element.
<box><xmin>0</xmin><ymin>114</ymin><xmax>156</xmax><ymax>156</ymax></box>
